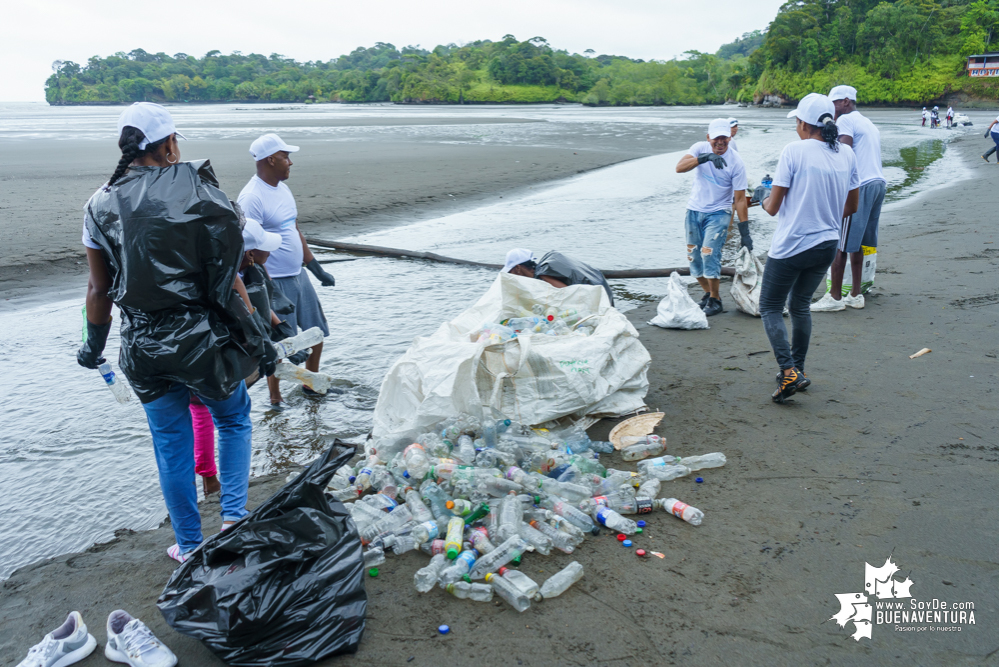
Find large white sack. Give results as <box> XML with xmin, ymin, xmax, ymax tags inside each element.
<box><xmin>731</xmin><ymin>247</ymin><xmax>766</xmax><ymax>317</ymax></box>
<box><xmin>371</xmin><ymin>273</ymin><xmax>651</xmax><ymax>455</ymax></box>
<box><xmin>648</xmin><ymin>272</ymin><xmax>709</xmax><ymax>330</ymax></box>
<box><xmin>825</xmin><ymin>245</ymin><xmax>877</xmax><ymax>296</ymax></box>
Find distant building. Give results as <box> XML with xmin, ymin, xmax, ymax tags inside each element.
<box><xmin>967</xmin><ymin>53</ymin><xmax>999</xmax><ymax>77</ymax></box>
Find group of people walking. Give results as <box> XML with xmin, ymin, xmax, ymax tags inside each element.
<box><xmin>921</xmin><ymin>105</ymin><xmax>954</xmax><ymax>129</ymax></box>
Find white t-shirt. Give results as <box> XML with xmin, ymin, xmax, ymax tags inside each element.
<box><xmin>992</xmin><ymin>115</ymin><xmax>999</xmax><ymax>135</ymax></box>
<box><xmin>684</xmin><ymin>142</ymin><xmax>747</xmax><ymax>214</ymax></box>
<box><xmin>769</xmin><ymin>139</ymin><xmax>859</xmax><ymax>260</ymax></box>
<box><xmin>835</xmin><ymin>111</ymin><xmax>884</xmax><ymax>187</ymax></box>
<box><xmin>237</xmin><ymin>175</ymin><xmax>302</xmax><ymax>278</ymax></box>
<box><xmin>922</xmin><ymin>110</ymin><xmax>929</xmax><ymax>119</ymax></box>
<box><xmin>81</xmin><ymin>186</ymin><xmax>105</xmax><ymax>250</ymax></box>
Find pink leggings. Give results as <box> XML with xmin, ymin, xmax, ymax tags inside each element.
<box><xmin>189</xmin><ymin>402</ymin><xmax>218</xmax><ymax>478</ymax></box>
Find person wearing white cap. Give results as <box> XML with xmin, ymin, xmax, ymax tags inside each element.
<box><xmin>921</xmin><ymin>107</ymin><xmax>928</xmax><ymax>127</ymax></box>
<box><xmin>930</xmin><ymin>106</ymin><xmax>940</xmax><ymax>129</ymax></box>
<box><xmin>675</xmin><ymin>117</ymin><xmax>750</xmax><ymax>316</ymax></box>
<box><xmin>727</xmin><ymin>117</ymin><xmax>740</xmax><ymax>152</ymax></box>
<box><xmin>758</xmin><ymin>93</ymin><xmax>859</xmax><ymax>403</ymax></box>
<box><xmin>78</xmin><ymin>102</ymin><xmax>277</xmax><ymax>564</ymax></box>
<box><xmin>946</xmin><ymin>105</ymin><xmax>954</xmax><ymax>129</ymax></box>
<box><xmin>811</xmin><ymin>85</ymin><xmax>886</xmax><ymax>313</ymax></box>
<box><xmin>502</xmin><ymin>248</ymin><xmax>614</xmax><ymax>304</ymax></box>
<box><xmin>238</xmin><ymin>133</ymin><xmax>334</xmax><ymax>407</ymax></box>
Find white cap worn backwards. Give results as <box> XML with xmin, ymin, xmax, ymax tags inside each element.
<box><xmin>708</xmin><ymin>118</ymin><xmax>731</xmax><ymax>139</ymax></box>
<box><xmin>117</xmin><ymin>102</ymin><xmax>186</xmax><ymax>150</ymax></box>
<box><xmin>829</xmin><ymin>85</ymin><xmax>858</xmax><ymax>102</ymax></box>
<box><xmin>242</xmin><ymin>217</ymin><xmax>282</xmax><ymax>252</ymax></box>
<box><xmin>786</xmin><ymin>93</ymin><xmax>836</xmax><ymax>126</ymax></box>
<box><xmin>727</xmin><ymin>117</ymin><xmax>739</xmax><ymax>127</ymax></box>
<box><xmin>249</xmin><ymin>133</ymin><xmax>300</xmax><ymax>161</ymax></box>
<box><xmin>502</xmin><ymin>248</ymin><xmax>536</xmax><ymax>273</ymax></box>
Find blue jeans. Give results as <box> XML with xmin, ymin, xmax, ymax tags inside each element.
<box><xmin>142</xmin><ymin>382</ymin><xmax>252</xmax><ymax>554</ymax></box>
<box><xmin>986</xmin><ymin>132</ymin><xmax>999</xmax><ymax>160</ymax></box>
<box><xmin>685</xmin><ymin>209</ymin><xmax>731</xmax><ymax>279</ymax></box>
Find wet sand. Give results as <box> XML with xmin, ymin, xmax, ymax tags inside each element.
<box><xmin>2</xmin><ymin>135</ymin><xmax>996</xmax><ymax>665</ymax></box>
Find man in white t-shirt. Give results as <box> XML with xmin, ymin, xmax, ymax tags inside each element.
<box><xmin>812</xmin><ymin>85</ymin><xmax>886</xmax><ymax>312</ymax></box>
<box><xmin>237</xmin><ymin>133</ymin><xmax>336</xmax><ymax>408</ymax></box>
<box><xmin>946</xmin><ymin>106</ymin><xmax>954</xmax><ymax>129</ymax></box>
<box><xmin>675</xmin><ymin>118</ymin><xmax>750</xmax><ymax>316</ymax></box>
<box><xmin>982</xmin><ymin>115</ymin><xmax>999</xmax><ymax>162</ymax></box>
<box><xmin>921</xmin><ymin>107</ymin><xmax>928</xmax><ymax>127</ymax></box>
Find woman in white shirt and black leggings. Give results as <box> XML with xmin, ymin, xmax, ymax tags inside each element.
<box><xmin>759</xmin><ymin>93</ymin><xmax>860</xmax><ymax>403</ymax></box>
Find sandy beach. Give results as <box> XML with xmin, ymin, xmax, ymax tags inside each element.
<box><xmin>1</xmin><ymin>130</ymin><xmax>995</xmax><ymax>665</ymax></box>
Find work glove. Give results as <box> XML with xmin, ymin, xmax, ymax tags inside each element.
<box><xmin>737</xmin><ymin>221</ymin><xmax>754</xmax><ymax>252</ymax></box>
<box><xmin>288</xmin><ymin>349</ymin><xmax>311</xmax><ymax>365</ymax></box>
<box><xmin>259</xmin><ymin>337</ymin><xmax>279</xmax><ymax>378</ymax></box>
<box><xmin>987</xmin><ymin>131</ymin><xmax>993</xmax><ymax>139</ymax></box>
<box><xmin>752</xmin><ymin>185</ymin><xmax>768</xmax><ymax>203</ymax></box>
<box><xmin>306</xmin><ymin>258</ymin><xmax>336</xmax><ymax>287</ymax></box>
<box><xmin>77</xmin><ymin>317</ymin><xmax>112</xmax><ymax>369</ymax></box>
<box><xmin>697</xmin><ymin>152</ymin><xmax>727</xmax><ymax>170</ymax></box>
<box><xmin>272</xmin><ymin>318</ymin><xmax>296</xmax><ymax>342</ymax></box>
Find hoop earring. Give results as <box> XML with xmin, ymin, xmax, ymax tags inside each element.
<box><xmin>166</xmin><ymin>152</ymin><xmax>179</xmax><ymax>164</ymax></box>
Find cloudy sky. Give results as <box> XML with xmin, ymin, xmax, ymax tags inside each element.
<box><xmin>4</xmin><ymin>0</ymin><xmax>783</xmax><ymax>102</ymax></box>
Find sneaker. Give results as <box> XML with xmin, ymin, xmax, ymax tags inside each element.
<box><xmin>810</xmin><ymin>292</ymin><xmax>845</xmax><ymax>312</ymax></box>
<box><xmin>16</xmin><ymin>611</ymin><xmax>96</xmax><ymax>667</ymax></box>
<box><xmin>698</xmin><ymin>292</ymin><xmax>711</xmax><ymax>308</ymax></box>
<box><xmin>702</xmin><ymin>297</ymin><xmax>724</xmax><ymax>317</ymax></box>
<box><xmin>843</xmin><ymin>293</ymin><xmax>865</xmax><ymax>309</ymax></box>
<box><xmin>792</xmin><ymin>371</ymin><xmax>811</xmax><ymax>392</ymax></box>
<box><xmin>772</xmin><ymin>369</ymin><xmax>802</xmax><ymax>404</ymax></box>
<box><xmin>105</xmin><ymin>611</ymin><xmax>177</xmax><ymax>667</ymax></box>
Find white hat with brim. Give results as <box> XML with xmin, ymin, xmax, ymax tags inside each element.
<box><xmin>708</xmin><ymin>119</ymin><xmax>731</xmax><ymax>139</ymax></box>
<box><xmin>727</xmin><ymin>117</ymin><xmax>739</xmax><ymax>127</ymax></box>
<box><xmin>242</xmin><ymin>217</ymin><xmax>282</xmax><ymax>252</ymax></box>
<box><xmin>117</xmin><ymin>102</ymin><xmax>186</xmax><ymax>150</ymax></box>
<box><xmin>502</xmin><ymin>248</ymin><xmax>536</xmax><ymax>273</ymax></box>
<box><xmin>250</xmin><ymin>133</ymin><xmax>300</xmax><ymax>161</ymax></box>
<box><xmin>829</xmin><ymin>85</ymin><xmax>857</xmax><ymax>102</ymax></box>
<box><xmin>786</xmin><ymin>93</ymin><xmax>836</xmax><ymax>126</ymax></box>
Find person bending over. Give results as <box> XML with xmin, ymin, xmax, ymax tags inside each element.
<box><xmin>503</xmin><ymin>249</ymin><xmax>615</xmax><ymax>305</ymax></box>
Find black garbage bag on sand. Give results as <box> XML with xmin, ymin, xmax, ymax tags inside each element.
<box><xmin>157</xmin><ymin>442</ymin><xmax>366</xmax><ymax>666</ymax></box>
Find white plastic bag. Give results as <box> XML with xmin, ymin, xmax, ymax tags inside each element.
<box><xmin>648</xmin><ymin>272</ymin><xmax>709</xmax><ymax>330</ymax></box>
<box><xmin>825</xmin><ymin>245</ymin><xmax>876</xmax><ymax>295</ymax></box>
<box><xmin>730</xmin><ymin>247</ymin><xmax>765</xmax><ymax>317</ymax></box>
<box><xmin>371</xmin><ymin>273</ymin><xmax>651</xmax><ymax>456</ymax></box>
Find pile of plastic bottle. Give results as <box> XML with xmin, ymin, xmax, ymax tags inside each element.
<box><xmin>323</xmin><ymin>414</ymin><xmax>726</xmax><ymax>613</ymax></box>
<box><xmin>474</xmin><ymin>305</ymin><xmax>597</xmax><ymax>344</ymax></box>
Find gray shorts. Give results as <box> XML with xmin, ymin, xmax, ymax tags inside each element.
<box><xmin>272</xmin><ymin>269</ymin><xmax>330</xmax><ymax>337</ymax></box>
<box><xmin>840</xmin><ymin>180</ymin><xmax>886</xmax><ymax>253</ymax></box>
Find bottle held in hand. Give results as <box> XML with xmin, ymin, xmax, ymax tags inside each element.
<box><xmin>98</xmin><ymin>361</ymin><xmax>132</xmax><ymax>404</ymax></box>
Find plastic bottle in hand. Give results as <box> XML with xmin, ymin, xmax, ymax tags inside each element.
<box><xmin>678</xmin><ymin>453</ymin><xmax>726</xmax><ymax>471</ymax></box>
<box><xmin>620</xmin><ymin>435</ymin><xmax>666</xmax><ymax>461</ymax></box>
<box><xmin>447</xmin><ymin>581</ymin><xmax>494</xmax><ymax>602</ymax></box>
<box><xmin>97</xmin><ymin>361</ymin><xmax>132</xmax><ymax>404</ymax></box>
<box><xmin>469</xmin><ymin>535</ymin><xmax>528</xmax><ymax>579</ymax></box>
<box><xmin>414</xmin><ymin>553</ymin><xmax>447</xmax><ymax>593</ymax></box>
<box><xmin>657</xmin><ymin>498</ymin><xmax>704</xmax><ymax>526</ymax></box>
<box><xmin>593</xmin><ymin>506</ymin><xmax>637</xmax><ymax>534</ymax></box>
<box><xmin>439</xmin><ymin>549</ymin><xmax>478</xmax><ymax>586</ymax></box>
<box><xmin>273</xmin><ymin>363</ymin><xmax>333</xmax><ymax>393</ymax></box>
<box><xmin>444</xmin><ymin>516</ymin><xmax>465</xmax><ymax>559</ymax></box>
<box><xmin>498</xmin><ymin>566</ymin><xmax>540</xmax><ymax>598</ymax></box>
<box><xmin>272</xmin><ymin>326</ymin><xmax>324</xmax><ymax>359</ymax></box>
<box><xmin>538</xmin><ymin>561</ymin><xmax>583</xmax><ymax>600</ymax></box>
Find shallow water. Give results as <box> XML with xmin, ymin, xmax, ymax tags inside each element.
<box><xmin>0</xmin><ymin>103</ymin><xmax>976</xmax><ymax>578</ymax></box>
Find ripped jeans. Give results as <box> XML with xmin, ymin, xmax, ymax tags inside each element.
<box><xmin>684</xmin><ymin>209</ymin><xmax>731</xmax><ymax>279</ymax></box>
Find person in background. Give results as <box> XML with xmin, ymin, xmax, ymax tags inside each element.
<box><xmin>946</xmin><ymin>106</ymin><xmax>954</xmax><ymax>129</ymax></box>
<box><xmin>503</xmin><ymin>248</ymin><xmax>615</xmax><ymax>305</ymax></box>
<box><xmin>675</xmin><ymin>118</ymin><xmax>751</xmax><ymax>316</ymax></box>
<box><xmin>930</xmin><ymin>106</ymin><xmax>940</xmax><ymax>129</ymax></box>
<box><xmin>811</xmin><ymin>85</ymin><xmax>886</xmax><ymax>312</ymax></box>
<box><xmin>758</xmin><ymin>93</ymin><xmax>859</xmax><ymax>403</ymax></box>
<box><xmin>921</xmin><ymin>107</ymin><xmax>928</xmax><ymax>127</ymax></box>
<box><xmin>78</xmin><ymin>103</ymin><xmax>277</xmax><ymax>563</ymax></box>
<box><xmin>727</xmin><ymin>117</ymin><xmax>740</xmax><ymax>152</ymax></box>
<box><xmin>238</xmin><ymin>134</ymin><xmax>335</xmax><ymax>409</ymax></box>
<box><xmin>982</xmin><ymin>115</ymin><xmax>999</xmax><ymax>163</ymax></box>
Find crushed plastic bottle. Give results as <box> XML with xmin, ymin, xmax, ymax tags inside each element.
<box><xmin>469</xmin><ymin>535</ymin><xmax>529</xmax><ymax>580</ymax></box>
<box><xmin>363</xmin><ymin>547</ymin><xmax>386</xmax><ymax>568</ymax></box>
<box><xmin>497</xmin><ymin>566</ymin><xmax>540</xmax><ymax>598</ymax></box>
<box><xmin>272</xmin><ymin>326</ymin><xmax>324</xmax><ymax>359</ymax></box>
<box><xmin>414</xmin><ymin>553</ymin><xmax>447</xmax><ymax>593</ymax></box>
<box><xmin>468</xmin><ymin>527</ymin><xmax>496</xmax><ymax>554</ymax></box>
<box><xmin>519</xmin><ymin>521</ymin><xmax>553</xmax><ymax>556</ymax></box>
<box><xmin>97</xmin><ymin>361</ymin><xmax>132</xmax><ymax>404</ymax></box>
<box><xmin>637</xmin><ymin>478</ymin><xmax>661</xmax><ymax>500</ymax></box>
<box><xmin>455</xmin><ymin>434</ymin><xmax>477</xmax><ymax>465</ymax></box>
<box><xmin>446</xmin><ymin>581</ymin><xmax>494</xmax><ymax>602</ymax></box>
<box><xmin>444</xmin><ymin>516</ymin><xmax>465</xmax><ymax>559</ymax></box>
<box><xmin>404</xmin><ymin>487</ymin><xmax>434</xmax><ymax>523</ymax></box>
<box><xmin>678</xmin><ymin>453</ymin><xmax>726</xmax><ymax>471</ymax></box>
<box><xmin>273</xmin><ymin>362</ymin><xmax>333</xmax><ymax>393</ymax></box>
<box><xmin>657</xmin><ymin>498</ymin><xmax>704</xmax><ymax>526</ymax></box>
<box><xmin>538</xmin><ymin>562</ymin><xmax>584</xmax><ymax>600</ymax></box>
<box><xmin>420</xmin><ymin>480</ymin><xmax>454</xmax><ymax>519</ymax></box>
<box><xmin>485</xmin><ymin>572</ymin><xmax>531</xmax><ymax>612</ymax></box>
<box><xmin>593</xmin><ymin>506</ymin><xmax>638</xmax><ymax>534</ymax></box>
<box><xmin>440</xmin><ymin>549</ymin><xmax>478</xmax><ymax>585</ymax></box>
<box><xmin>620</xmin><ymin>436</ymin><xmax>666</xmax><ymax>461</ymax></box>
<box><xmin>528</xmin><ymin>520</ymin><xmax>578</xmax><ymax>553</ymax></box>
<box><xmin>497</xmin><ymin>491</ymin><xmax>523</xmax><ymax>541</ymax></box>
<box><xmin>403</xmin><ymin>443</ymin><xmax>432</xmax><ymax>481</ymax></box>
<box><xmin>540</xmin><ymin>497</ymin><xmax>597</xmax><ymax>534</ymax></box>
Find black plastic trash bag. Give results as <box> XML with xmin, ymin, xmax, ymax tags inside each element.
<box><xmin>157</xmin><ymin>442</ymin><xmax>367</xmax><ymax>666</ymax></box>
<box><xmin>535</xmin><ymin>250</ymin><xmax>615</xmax><ymax>305</ymax></box>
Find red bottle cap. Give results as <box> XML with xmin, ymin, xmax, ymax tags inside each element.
<box><xmin>498</xmin><ymin>566</ymin><xmax>509</xmax><ymax>575</ymax></box>
<box><xmin>636</xmin><ymin>549</ymin><xmax>647</xmax><ymax>558</ymax></box>
<box><xmin>616</xmin><ymin>533</ymin><xmax>626</xmax><ymax>542</ymax></box>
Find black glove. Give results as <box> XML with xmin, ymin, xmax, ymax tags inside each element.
<box><xmin>737</xmin><ymin>221</ymin><xmax>753</xmax><ymax>252</ymax></box>
<box><xmin>697</xmin><ymin>152</ymin><xmax>727</xmax><ymax>169</ymax></box>
<box><xmin>259</xmin><ymin>336</ymin><xmax>279</xmax><ymax>378</ymax></box>
<box><xmin>288</xmin><ymin>349</ymin><xmax>311</xmax><ymax>365</ymax></box>
<box><xmin>305</xmin><ymin>258</ymin><xmax>336</xmax><ymax>287</ymax></box>
<box><xmin>272</xmin><ymin>318</ymin><xmax>296</xmax><ymax>342</ymax></box>
<box><xmin>77</xmin><ymin>317</ymin><xmax>112</xmax><ymax>369</ymax></box>
<box><xmin>752</xmin><ymin>185</ymin><xmax>767</xmax><ymax>203</ymax></box>
<box><xmin>987</xmin><ymin>131</ymin><xmax>993</xmax><ymax>139</ymax></box>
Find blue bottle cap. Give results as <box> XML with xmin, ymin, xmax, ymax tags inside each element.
<box><xmin>636</xmin><ymin>520</ymin><xmax>646</xmax><ymax>528</ymax></box>
<box><xmin>623</xmin><ymin>540</ymin><xmax>632</xmax><ymax>547</ymax></box>
<box><xmin>695</xmin><ymin>477</ymin><xmax>704</xmax><ymax>483</ymax></box>
<box><xmin>348</xmin><ymin>476</ymin><xmax>356</xmax><ymax>483</ymax></box>
<box><xmin>403</xmin><ymin>471</ymin><xmax>410</xmax><ymax>478</ymax></box>
<box><xmin>438</xmin><ymin>625</ymin><xmax>450</xmax><ymax>635</ymax></box>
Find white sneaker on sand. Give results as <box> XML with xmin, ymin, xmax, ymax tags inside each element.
<box><xmin>105</xmin><ymin>610</ymin><xmax>177</xmax><ymax>667</ymax></box>
<box><xmin>843</xmin><ymin>292</ymin><xmax>865</xmax><ymax>309</ymax></box>
<box><xmin>810</xmin><ymin>292</ymin><xmax>846</xmax><ymax>312</ymax></box>
<box><xmin>16</xmin><ymin>611</ymin><xmax>96</xmax><ymax>667</ymax></box>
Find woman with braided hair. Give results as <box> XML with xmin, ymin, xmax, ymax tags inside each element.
<box><xmin>757</xmin><ymin>93</ymin><xmax>859</xmax><ymax>404</ymax></box>
<box><xmin>78</xmin><ymin>103</ymin><xmax>278</xmax><ymax>563</ymax></box>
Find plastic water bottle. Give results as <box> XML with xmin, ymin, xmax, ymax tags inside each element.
<box><xmin>497</xmin><ymin>566</ymin><xmax>540</xmax><ymax>598</ymax></box>
<box><xmin>485</xmin><ymin>572</ymin><xmax>532</xmax><ymax>612</ymax></box>
<box><xmin>440</xmin><ymin>549</ymin><xmax>478</xmax><ymax>586</ymax></box>
<box><xmin>350</xmin><ymin>501</ymin><xmax>387</xmax><ymax>528</ymax></box>
<box><xmin>468</xmin><ymin>527</ymin><xmax>496</xmax><ymax>554</ymax></box>
<box><xmin>420</xmin><ymin>538</ymin><xmax>445</xmax><ymax>556</ymax></box>
<box><xmin>519</xmin><ymin>521</ymin><xmax>553</xmax><ymax>556</ymax></box>
<box><xmin>541</xmin><ymin>497</ymin><xmax>597</xmax><ymax>534</ymax></box>
<box><xmin>455</xmin><ymin>434</ymin><xmax>477</xmax><ymax>465</ymax></box>
<box><xmin>272</xmin><ymin>326</ymin><xmax>324</xmax><ymax>359</ymax></box>
<box><xmin>446</xmin><ymin>499</ymin><xmax>474</xmax><ymax>516</ymax></box>
<box><xmin>539</xmin><ymin>478</ymin><xmax>591</xmax><ymax>503</ymax></box>
<box><xmin>593</xmin><ymin>506</ymin><xmax>637</xmax><ymax>534</ymax></box>
<box><xmin>580</xmin><ymin>492</ymin><xmax>639</xmax><ymax>515</ymax></box>
<box><xmin>363</xmin><ymin>547</ymin><xmax>385</xmax><ymax>568</ymax></box>
<box><xmin>528</xmin><ymin>520</ymin><xmax>578</xmax><ymax>553</ymax></box>
<box><xmin>637</xmin><ymin>458</ymin><xmax>692</xmax><ymax>481</ymax></box>
<box><xmin>637</xmin><ymin>478</ymin><xmax>661</xmax><ymax>500</ymax></box>
<box><xmin>403</xmin><ymin>443</ymin><xmax>432</xmax><ymax>481</ymax></box>
<box><xmin>354</xmin><ymin>457</ymin><xmax>379</xmax><ymax>491</ymax></box>
<box><xmin>620</xmin><ymin>436</ymin><xmax>666</xmax><ymax>461</ymax></box>
<box><xmin>678</xmin><ymin>453</ymin><xmax>726</xmax><ymax>471</ymax></box>
<box><xmin>658</xmin><ymin>498</ymin><xmax>704</xmax><ymax>526</ymax></box>
<box><xmin>360</xmin><ymin>492</ymin><xmax>398</xmax><ymax>511</ymax></box>
<box><xmin>498</xmin><ymin>492</ymin><xmax>523</xmax><ymax>541</ymax></box>
<box><xmin>525</xmin><ymin>508</ymin><xmax>586</xmax><ymax>542</ymax></box>
<box><xmin>273</xmin><ymin>363</ymin><xmax>333</xmax><ymax>393</ymax></box>
<box><xmin>331</xmin><ymin>487</ymin><xmax>360</xmax><ymax>502</ymax></box>
<box><xmin>359</xmin><ymin>505</ymin><xmax>412</xmax><ymax>544</ymax></box>
<box><xmin>469</xmin><ymin>535</ymin><xmax>529</xmax><ymax>579</ymax></box>
<box><xmin>444</xmin><ymin>516</ymin><xmax>465</xmax><ymax>559</ymax></box>
<box><xmin>420</xmin><ymin>480</ymin><xmax>454</xmax><ymax>519</ymax></box>
<box><xmin>413</xmin><ymin>519</ymin><xmax>445</xmax><ymax>545</ymax></box>
<box><xmin>96</xmin><ymin>361</ymin><xmax>132</xmax><ymax>404</ymax></box>
<box><xmin>404</xmin><ymin>488</ymin><xmax>434</xmax><ymax>523</ymax></box>
<box><xmin>414</xmin><ymin>553</ymin><xmax>447</xmax><ymax>593</ymax></box>
<box><xmin>329</xmin><ymin>465</ymin><xmax>354</xmax><ymax>491</ymax></box>
<box><xmin>538</xmin><ymin>561</ymin><xmax>583</xmax><ymax>600</ymax></box>
<box><xmin>447</xmin><ymin>581</ymin><xmax>494</xmax><ymax>602</ymax></box>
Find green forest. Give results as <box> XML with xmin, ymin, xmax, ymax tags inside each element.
<box><xmin>45</xmin><ymin>0</ymin><xmax>999</xmax><ymax>106</ymax></box>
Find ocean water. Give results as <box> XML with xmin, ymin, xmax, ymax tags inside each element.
<box><xmin>0</xmin><ymin>102</ymin><xmax>978</xmax><ymax>578</ymax></box>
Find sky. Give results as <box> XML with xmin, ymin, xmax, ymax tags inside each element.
<box><xmin>3</xmin><ymin>0</ymin><xmax>785</xmax><ymax>102</ymax></box>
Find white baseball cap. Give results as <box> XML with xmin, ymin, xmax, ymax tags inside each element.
<box><xmin>829</xmin><ymin>85</ymin><xmax>857</xmax><ymax>102</ymax></box>
<box><xmin>502</xmin><ymin>248</ymin><xmax>536</xmax><ymax>273</ymax></box>
<box><xmin>242</xmin><ymin>217</ymin><xmax>282</xmax><ymax>252</ymax></box>
<box><xmin>117</xmin><ymin>102</ymin><xmax>186</xmax><ymax>150</ymax></box>
<box><xmin>708</xmin><ymin>119</ymin><xmax>731</xmax><ymax>139</ymax></box>
<box><xmin>250</xmin><ymin>133</ymin><xmax>300</xmax><ymax>161</ymax></box>
<box><xmin>727</xmin><ymin>117</ymin><xmax>739</xmax><ymax>127</ymax></box>
<box><xmin>786</xmin><ymin>93</ymin><xmax>836</xmax><ymax>126</ymax></box>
